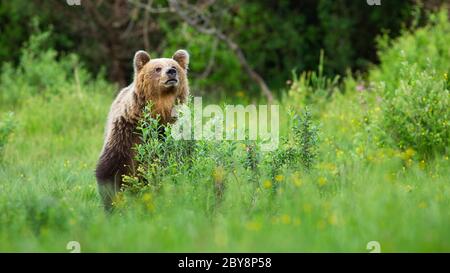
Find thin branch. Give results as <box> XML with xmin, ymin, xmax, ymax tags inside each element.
<box><xmin>198</xmin><ymin>38</ymin><xmax>218</xmax><ymax>80</ymax></box>
<box><xmin>168</xmin><ymin>0</ymin><xmax>273</xmax><ymax>102</ymax></box>
<box><xmin>127</xmin><ymin>0</ymin><xmax>173</xmax><ymax>13</ymax></box>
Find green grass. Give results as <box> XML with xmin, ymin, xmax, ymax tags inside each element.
<box><xmin>0</xmin><ymin>83</ymin><xmax>448</xmax><ymax>252</ymax></box>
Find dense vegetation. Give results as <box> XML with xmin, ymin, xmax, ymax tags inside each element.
<box><xmin>0</xmin><ymin>0</ymin><xmax>425</xmax><ymax>98</ymax></box>
<box><xmin>0</xmin><ymin>4</ymin><xmax>448</xmax><ymax>251</ymax></box>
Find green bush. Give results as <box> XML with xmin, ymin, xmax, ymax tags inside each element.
<box><xmin>267</xmin><ymin>107</ymin><xmax>319</xmax><ymax>177</ymax></box>
<box><xmin>287</xmin><ymin>50</ymin><xmax>341</xmax><ymax>108</ymax></box>
<box><xmin>0</xmin><ymin>30</ymin><xmax>110</xmax><ymax>108</ymax></box>
<box><xmin>371</xmin><ymin>10</ymin><xmax>450</xmax><ymax>157</ymax></box>
<box><xmin>124</xmin><ymin>102</ymin><xmax>195</xmax><ymax>193</ymax></box>
<box><xmin>0</xmin><ymin>112</ymin><xmax>14</xmax><ymax>160</ymax></box>
<box><xmin>124</xmin><ymin>99</ymin><xmax>320</xmax><ymax>202</ymax></box>
<box><xmin>382</xmin><ymin>65</ymin><xmax>448</xmax><ymax>156</ymax></box>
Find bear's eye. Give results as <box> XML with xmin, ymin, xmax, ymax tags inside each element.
<box><xmin>155</xmin><ymin>67</ymin><xmax>162</xmax><ymax>73</ymax></box>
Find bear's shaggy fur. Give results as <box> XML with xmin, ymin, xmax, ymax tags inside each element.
<box><xmin>95</xmin><ymin>49</ymin><xmax>189</xmax><ymax>209</ymax></box>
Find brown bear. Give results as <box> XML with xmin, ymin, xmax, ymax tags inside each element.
<box><xmin>95</xmin><ymin>49</ymin><xmax>189</xmax><ymax>210</ymax></box>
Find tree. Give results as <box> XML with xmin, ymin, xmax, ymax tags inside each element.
<box><xmin>128</xmin><ymin>0</ymin><xmax>274</xmax><ymax>102</ymax></box>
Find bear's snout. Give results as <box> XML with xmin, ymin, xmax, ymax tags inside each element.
<box><xmin>164</xmin><ymin>68</ymin><xmax>179</xmax><ymax>87</ymax></box>
<box><xmin>166</xmin><ymin>68</ymin><xmax>177</xmax><ymax>77</ymax></box>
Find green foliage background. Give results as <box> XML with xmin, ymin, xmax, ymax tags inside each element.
<box><xmin>0</xmin><ymin>0</ymin><xmax>418</xmax><ymax>97</ymax></box>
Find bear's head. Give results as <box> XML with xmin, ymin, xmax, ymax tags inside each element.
<box><xmin>133</xmin><ymin>49</ymin><xmax>189</xmax><ymax>103</ymax></box>
<box><xmin>133</xmin><ymin>50</ymin><xmax>189</xmax><ymax>123</ymax></box>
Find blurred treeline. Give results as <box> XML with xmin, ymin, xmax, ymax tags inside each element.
<box><xmin>0</xmin><ymin>0</ymin><xmax>447</xmax><ymax>99</ymax></box>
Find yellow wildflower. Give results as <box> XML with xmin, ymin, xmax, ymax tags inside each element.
<box><xmin>328</xmin><ymin>213</ymin><xmax>338</xmax><ymax>226</ymax></box>
<box><xmin>275</xmin><ymin>175</ymin><xmax>284</xmax><ymax>182</ymax></box>
<box><xmin>356</xmin><ymin>146</ymin><xmax>364</xmax><ymax>156</ymax></box>
<box><xmin>418</xmin><ymin>201</ymin><xmax>427</xmax><ymax>209</ymax></box>
<box><xmin>292</xmin><ymin>176</ymin><xmax>302</xmax><ymax>187</ymax></box>
<box><xmin>336</xmin><ymin>149</ymin><xmax>344</xmax><ymax>157</ymax></box>
<box><xmin>263</xmin><ymin>180</ymin><xmax>272</xmax><ymax>189</ymax></box>
<box><xmin>142</xmin><ymin>193</ymin><xmax>155</xmax><ymax>212</ymax></box>
<box><xmin>213</xmin><ymin>166</ymin><xmax>225</xmax><ymax>182</ymax></box>
<box><xmin>280</xmin><ymin>214</ymin><xmax>291</xmax><ymax>225</ymax></box>
<box><xmin>419</xmin><ymin>160</ymin><xmax>426</xmax><ymax>170</ymax></box>
<box><xmin>245</xmin><ymin>221</ymin><xmax>262</xmax><ymax>231</ymax></box>
<box><xmin>403</xmin><ymin>148</ymin><xmax>416</xmax><ymax>160</ymax></box>
<box><xmin>318</xmin><ymin>177</ymin><xmax>327</xmax><ymax>187</ymax></box>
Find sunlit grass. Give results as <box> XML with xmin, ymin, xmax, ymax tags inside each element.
<box><xmin>0</xmin><ymin>82</ymin><xmax>448</xmax><ymax>252</ymax></box>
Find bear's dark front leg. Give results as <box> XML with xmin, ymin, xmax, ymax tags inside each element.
<box><xmin>95</xmin><ymin>148</ymin><xmax>129</xmax><ymax>211</ymax></box>
<box><xmin>97</xmin><ymin>176</ymin><xmax>121</xmax><ymax>212</ymax></box>
<box><xmin>95</xmin><ymin>116</ymin><xmax>138</xmax><ymax>211</ymax></box>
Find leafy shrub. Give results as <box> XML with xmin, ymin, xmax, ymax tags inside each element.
<box><xmin>291</xmin><ymin>107</ymin><xmax>320</xmax><ymax>170</ymax></box>
<box><xmin>371</xmin><ymin>10</ymin><xmax>450</xmax><ymax>157</ymax></box>
<box><xmin>122</xmin><ymin>103</ymin><xmax>195</xmax><ymax>193</ymax></box>
<box><xmin>267</xmin><ymin>107</ymin><xmax>319</xmax><ymax>182</ymax></box>
<box><xmin>383</xmin><ymin>66</ymin><xmax>448</xmax><ymax>156</ymax></box>
<box><xmin>0</xmin><ymin>30</ymin><xmax>110</xmax><ymax>107</ymax></box>
<box><xmin>287</xmin><ymin>51</ymin><xmax>341</xmax><ymax>109</ymax></box>
<box><xmin>0</xmin><ymin>112</ymin><xmax>14</xmax><ymax>160</ymax></box>
<box><xmin>122</xmin><ymin>101</ymin><xmax>319</xmax><ymax>200</ymax></box>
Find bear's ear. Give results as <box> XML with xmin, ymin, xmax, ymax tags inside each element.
<box><xmin>133</xmin><ymin>50</ymin><xmax>151</xmax><ymax>73</ymax></box>
<box><xmin>172</xmin><ymin>49</ymin><xmax>189</xmax><ymax>70</ymax></box>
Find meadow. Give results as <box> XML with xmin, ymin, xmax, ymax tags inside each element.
<box><xmin>0</xmin><ymin>11</ymin><xmax>449</xmax><ymax>252</ymax></box>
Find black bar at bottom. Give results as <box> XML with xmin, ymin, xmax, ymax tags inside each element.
<box><xmin>0</xmin><ymin>253</ymin><xmax>447</xmax><ymax>272</ymax></box>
